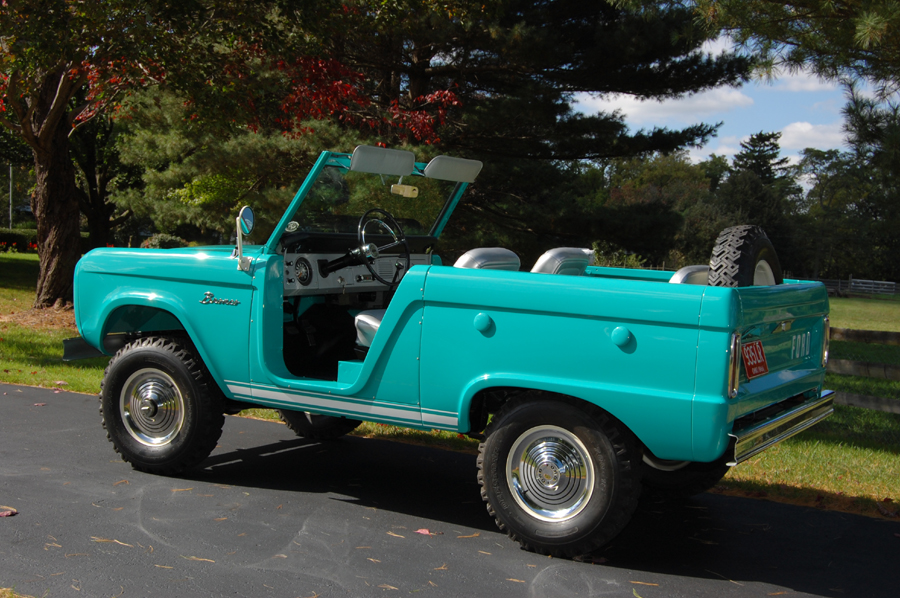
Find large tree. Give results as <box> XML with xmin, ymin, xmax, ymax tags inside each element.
<box><xmin>323</xmin><ymin>0</ymin><xmax>752</xmax><ymax>261</ymax></box>
<box><xmin>0</xmin><ymin>0</ymin><xmax>394</xmax><ymax>307</ymax></box>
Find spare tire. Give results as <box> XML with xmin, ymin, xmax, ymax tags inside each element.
<box><xmin>708</xmin><ymin>225</ymin><xmax>783</xmax><ymax>287</ymax></box>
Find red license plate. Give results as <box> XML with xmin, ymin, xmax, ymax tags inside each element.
<box><xmin>741</xmin><ymin>340</ymin><xmax>769</xmax><ymax>379</ymax></box>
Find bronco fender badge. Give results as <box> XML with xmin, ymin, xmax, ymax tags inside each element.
<box><xmin>200</xmin><ymin>291</ymin><xmax>240</xmax><ymax>306</ymax></box>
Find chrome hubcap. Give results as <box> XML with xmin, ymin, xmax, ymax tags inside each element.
<box><xmin>506</xmin><ymin>425</ymin><xmax>594</xmax><ymax>522</ymax></box>
<box><xmin>120</xmin><ymin>369</ymin><xmax>185</xmax><ymax>447</ymax></box>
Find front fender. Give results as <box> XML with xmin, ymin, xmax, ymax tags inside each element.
<box><xmin>74</xmin><ymin>247</ymin><xmax>259</xmax><ymax>395</ymax></box>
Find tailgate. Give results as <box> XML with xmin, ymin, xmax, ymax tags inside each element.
<box><xmin>730</xmin><ymin>282</ymin><xmax>830</xmax><ymax>419</ymax></box>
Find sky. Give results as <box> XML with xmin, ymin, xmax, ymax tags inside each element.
<box><xmin>574</xmin><ymin>40</ymin><xmax>851</xmax><ymax>165</ymax></box>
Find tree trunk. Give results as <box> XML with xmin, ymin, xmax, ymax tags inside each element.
<box><xmin>31</xmin><ymin>120</ymin><xmax>81</xmax><ymax>308</ymax></box>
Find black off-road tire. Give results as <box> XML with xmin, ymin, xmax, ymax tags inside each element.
<box><xmin>99</xmin><ymin>336</ymin><xmax>225</xmax><ymax>475</ymax></box>
<box><xmin>641</xmin><ymin>459</ymin><xmax>730</xmax><ymax>499</ymax></box>
<box><xmin>477</xmin><ymin>396</ymin><xmax>642</xmax><ymax>558</ymax></box>
<box><xmin>279</xmin><ymin>410</ymin><xmax>361</xmax><ymax>440</ymax></box>
<box><xmin>708</xmin><ymin>225</ymin><xmax>783</xmax><ymax>287</ymax></box>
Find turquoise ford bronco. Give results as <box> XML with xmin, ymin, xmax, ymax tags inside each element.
<box><xmin>65</xmin><ymin>145</ymin><xmax>833</xmax><ymax>557</ymax></box>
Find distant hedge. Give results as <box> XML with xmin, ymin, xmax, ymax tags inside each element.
<box><xmin>0</xmin><ymin>229</ymin><xmax>93</xmax><ymax>254</ymax></box>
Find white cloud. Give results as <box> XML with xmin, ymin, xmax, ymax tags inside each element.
<box><xmin>575</xmin><ymin>87</ymin><xmax>753</xmax><ymax>125</ymax></box>
<box><xmin>767</xmin><ymin>71</ymin><xmax>839</xmax><ymax>93</ymax></box>
<box><xmin>779</xmin><ymin>121</ymin><xmax>846</xmax><ymax>150</ymax></box>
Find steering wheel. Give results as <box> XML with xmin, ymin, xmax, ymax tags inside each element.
<box><xmin>358</xmin><ymin>208</ymin><xmax>410</xmax><ymax>286</ymax></box>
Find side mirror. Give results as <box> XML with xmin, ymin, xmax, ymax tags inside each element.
<box><xmin>239</xmin><ymin>206</ymin><xmax>255</xmax><ymax>235</ymax></box>
<box><xmin>235</xmin><ymin>205</ymin><xmax>254</xmax><ymax>272</ymax></box>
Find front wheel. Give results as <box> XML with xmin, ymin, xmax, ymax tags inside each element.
<box><xmin>477</xmin><ymin>398</ymin><xmax>641</xmax><ymax>557</ymax></box>
<box><xmin>99</xmin><ymin>337</ymin><xmax>225</xmax><ymax>475</ymax></box>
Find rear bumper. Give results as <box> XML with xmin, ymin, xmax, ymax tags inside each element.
<box><xmin>727</xmin><ymin>390</ymin><xmax>834</xmax><ymax>465</ymax></box>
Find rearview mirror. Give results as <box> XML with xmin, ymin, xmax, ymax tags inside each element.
<box><xmin>391</xmin><ymin>184</ymin><xmax>419</xmax><ymax>198</ymax></box>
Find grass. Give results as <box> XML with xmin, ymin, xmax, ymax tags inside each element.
<box><xmin>829</xmin><ymin>340</ymin><xmax>900</xmax><ymax>365</ymax></box>
<box><xmin>828</xmin><ymin>296</ymin><xmax>900</xmax><ymax>331</ymax></box>
<box><xmin>0</xmin><ymin>589</ymin><xmax>35</xmax><ymax>598</ymax></box>
<box><xmin>826</xmin><ymin>372</ymin><xmax>900</xmax><ymax>400</ymax></box>
<box><xmin>0</xmin><ymin>252</ymin><xmax>40</xmax><ymax>314</ymax></box>
<box><xmin>1</xmin><ymin>251</ymin><xmax>898</xmax><ymax>519</ymax></box>
<box><xmin>0</xmin><ymin>253</ymin><xmax>110</xmax><ymax>393</ymax></box>
<box><xmin>715</xmin><ymin>404</ymin><xmax>900</xmax><ymax>518</ymax></box>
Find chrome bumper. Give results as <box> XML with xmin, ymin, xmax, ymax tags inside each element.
<box><xmin>727</xmin><ymin>391</ymin><xmax>834</xmax><ymax>466</ymax></box>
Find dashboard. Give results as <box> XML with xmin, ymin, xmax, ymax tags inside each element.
<box><xmin>283</xmin><ymin>252</ymin><xmax>431</xmax><ymax>296</ymax></box>
<box><xmin>280</xmin><ymin>231</ymin><xmax>436</xmax><ymax>297</ymax></box>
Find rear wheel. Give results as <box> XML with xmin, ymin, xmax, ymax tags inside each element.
<box><xmin>100</xmin><ymin>336</ymin><xmax>225</xmax><ymax>475</ymax></box>
<box><xmin>279</xmin><ymin>410</ymin><xmax>361</xmax><ymax>440</ymax></box>
<box><xmin>477</xmin><ymin>397</ymin><xmax>641</xmax><ymax>557</ymax></box>
<box><xmin>708</xmin><ymin>225</ymin><xmax>783</xmax><ymax>287</ymax></box>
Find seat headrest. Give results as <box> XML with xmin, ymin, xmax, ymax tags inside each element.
<box><xmin>531</xmin><ymin>248</ymin><xmax>594</xmax><ymax>276</ymax></box>
<box><xmin>453</xmin><ymin>247</ymin><xmax>520</xmax><ymax>271</ymax></box>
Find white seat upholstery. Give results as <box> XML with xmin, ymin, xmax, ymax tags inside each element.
<box><xmin>354</xmin><ymin>309</ymin><xmax>386</xmax><ymax>347</ymax></box>
<box><xmin>530</xmin><ymin>247</ymin><xmax>594</xmax><ymax>276</ymax></box>
<box><xmin>668</xmin><ymin>265</ymin><xmax>709</xmax><ymax>285</ymax></box>
<box><xmin>453</xmin><ymin>247</ymin><xmax>520</xmax><ymax>271</ymax></box>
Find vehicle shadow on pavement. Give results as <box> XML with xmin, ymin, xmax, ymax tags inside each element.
<box><xmin>185</xmin><ymin>432</ymin><xmax>496</xmax><ymax>532</ymax></box>
<box><xmin>177</xmin><ymin>420</ymin><xmax>897</xmax><ymax>598</ymax></box>
<box><xmin>595</xmin><ymin>492</ymin><xmax>897</xmax><ymax>597</ymax></box>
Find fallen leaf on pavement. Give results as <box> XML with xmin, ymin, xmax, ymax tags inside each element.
<box><xmin>378</xmin><ymin>585</ymin><xmax>398</xmax><ymax>590</ymax></box>
<box><xmin>0</xmin><ymin>507</ymin><xmax>17</xmax><ymax>517</ymax></box>
<box><xmin>33</xmin><ymin>402</ymin><xmax>46</xmax><ymax>406</ymax></box>
<box><xmin>181</xmin><ymin>555</ymin><xmax>215</xmax><ymax>563</ymax></box>
<box><xmin>171</xmin><ymin>488</ymin><xmax>193</xmax><ymax>492</ymax></box>
<box><xmin>113</xmin><ymin>480</ymin><xmax>129</xmax><ymax>486</ymax></box>
<box><xmin>386</xmin><ymin>531</ymin><xmax>405</xmax><ymax>538</ymax></box>
<box><xmin>507</xmin><ymin>579</ymin><xmax>524</xmax><ymax>583</ymax></box>
<box><xmin>91</xmin><ymin>537</ymin><xmax>133</xmax><ymax>547</ymax></box>
<box><xmin>457</xmin><ymin>532</ymin><xmax>480</xmax><ymax>539</ymax></box>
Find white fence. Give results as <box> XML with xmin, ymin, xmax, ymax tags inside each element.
<box><xmin>819</xmin><ymin>278</ymin><xmax>897</xmax><ymax>295</ymax></box>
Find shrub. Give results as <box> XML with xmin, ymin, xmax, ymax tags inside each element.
<box><xmin>1</xmin><ymin>229</ymin><xmax>93</xmax><ymax>254</ymax></box>
<box><xmin>592</xmin><ymin>240</ymin><xmax>646</xmax><ymax>269</ymax></box>
<box><xmin>140</xmin><ymin>233</ymin><xmax>188</xmax><ymax>249</ymax></box>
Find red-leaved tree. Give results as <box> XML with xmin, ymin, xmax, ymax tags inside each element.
<box><xmin>0</xmin><ymin>0</ymin><xmax>452</xmax><ymax>308</ymax></box>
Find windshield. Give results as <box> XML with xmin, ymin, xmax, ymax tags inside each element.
<box><xmin>286</xmin><ymin>166</ymin><xmax>458</xmax><ymax>236</ymax></box>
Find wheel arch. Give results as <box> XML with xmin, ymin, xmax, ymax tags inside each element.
<box><xmin>89</xmin><ymin>298</ymin><xmax>229</xmax><ymax>397</ymax></box>
<box><xmin>459</xmin><ymin>375</ymin><xmax>694</xmax><ymax>461</ymax></box>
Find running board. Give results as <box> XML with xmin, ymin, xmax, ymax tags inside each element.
<box><xmin>728</xmin><ymin>391</ymin><xmax>834</xmax><ymax>466</ymax></box>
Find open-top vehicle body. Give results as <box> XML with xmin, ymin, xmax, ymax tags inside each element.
<box><xmin>67</xmin><ymin>145</ymin><xmax>833</xmax><ymax>557</ymax></box>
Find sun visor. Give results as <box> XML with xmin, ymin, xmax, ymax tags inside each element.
<box><xmin>350</xmin><ymin>145</ymin><xmax>415</xmax><ymax>176</ymax></box>
<box><xmin>423</xmin><ymin>156</ymin><xmax>483</xmax><ymax>183</ymax></box>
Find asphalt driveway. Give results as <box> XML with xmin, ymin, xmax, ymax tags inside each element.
<box><xmin>1</xmin><ymin>383</ymin><xmax>897</xmax><ymax>597</ymax></box>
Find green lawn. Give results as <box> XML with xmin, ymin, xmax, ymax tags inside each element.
<box><xmin>829</xmin><ymin>296</ymin><xmax>900</xmax><ymax>331</ymax></box>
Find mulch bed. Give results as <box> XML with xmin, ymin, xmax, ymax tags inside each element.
<box><xmin>0</xmin><ymin>305</ymin><xmax>77</xmax><ymax>331</ymax></box>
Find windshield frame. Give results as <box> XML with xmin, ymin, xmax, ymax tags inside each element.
<box><xmin>262</xmin><ymin>151</ymin><xmax>470</xmax><ymax>254</ymax></box>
